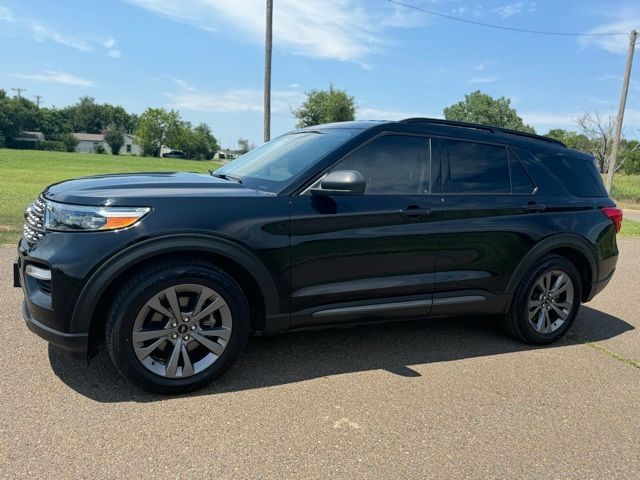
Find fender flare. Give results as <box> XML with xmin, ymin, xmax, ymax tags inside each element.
<box><xmin>70</xmin><ymin>233</ymin><xmax>280</xmax><ymax>333</ymax></box>
<box><xmin>505</xmin><ymin>233</ymin><xmax>598</xmax><ymax>296</ymax></box>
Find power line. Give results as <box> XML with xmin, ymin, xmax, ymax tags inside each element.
<box><xmin>386</xmin><ymin>0</ymin><xmax>629</xmax><ymax>37</ymax></box>
<box><xmin>11</xmin><ymin>87</ymin><xmax>26</xmax><ymax>99</ymax></box>
<box><xmin>34</xmin><ymin>95</ymin><xmax>43</xmax><ymax>107</ymax></box>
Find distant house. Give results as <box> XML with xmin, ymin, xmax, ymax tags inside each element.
<box><xmin>72</xmin><ymin>133</ymin><xmax>141</xmax><ymax>155</ymax></box>
<box><xmin>14</xmin><ymin>131</ymin><xmax>45</xmax><ymax>143</ymax></box>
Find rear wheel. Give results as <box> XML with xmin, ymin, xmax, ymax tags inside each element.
<box><xmin>105</xmin><ymin>260</ymin><xmax>249</xmax><ymax>394</ymax></box>
<box><xmin>504</xmin><ymin>255</ymin><xmax>582</xmax><ymax>344</ymax></box>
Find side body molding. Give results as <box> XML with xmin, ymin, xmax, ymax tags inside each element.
<box><xmin>70</xmin><ymin>234</ymin><xmax>280</xmax><ymax>333</ymax></box>
<box><xmin>505</xmin><ymin>233</ymin><xmax>598</xmax><ymax>296</ymax></box>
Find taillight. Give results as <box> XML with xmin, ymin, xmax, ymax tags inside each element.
<box><xmin>602</xmin><ymin>207</ymin><xmax>623</xmax><ymax>233</ymax></box>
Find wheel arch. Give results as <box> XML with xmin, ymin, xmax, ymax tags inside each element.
<box><xmin>71</xmin><ymin>234</ymin><xmax>280</xmax><ymax>349</ymax></box>
<box><xmin>506</xmin><ymin>234</ymin><xmax>597</xmax><ymax>301</ymax></box>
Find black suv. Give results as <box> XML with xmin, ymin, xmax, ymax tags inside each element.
<box><xmin>14</xmin><ymin>118</ymin><xmax>622</xmax><ymax>394</ymax></box>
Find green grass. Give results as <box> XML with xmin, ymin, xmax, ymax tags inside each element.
<box><xmin>620</xmin><ymin>219</ymin><xmax>640</xmax><ymax>237</ymax></box>
<box><xmin>1</xmin><ymin>149</ymin><xmax>639</xmax><ymax>244</ymax></box>
<box><xmin>0</xmin><ymin>149</ymin><xmax>220</xmax><ymax>244</ymax></box>
<box><xmin>609</xmin><ymin>174</ymin><xmax>640</xmax><ymax>208</ymax></box>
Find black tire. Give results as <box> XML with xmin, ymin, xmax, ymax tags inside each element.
<box><xmin>105</xmin><ymin>259</ymin><xmax>250</xmax><ymax>394</ymax></box>
<box><xmin>503</xmin><ymin>254</ymin><xmax>582</xmax><ymax>345</ymax></box>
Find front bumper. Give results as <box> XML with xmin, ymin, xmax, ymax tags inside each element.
<box><xmin>22</xmin><ymin>299</ymin><xmax>88</xmax><ymax>360</ymax></box>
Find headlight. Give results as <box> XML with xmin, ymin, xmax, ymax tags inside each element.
<box><xmin>44</xmin><ymin>201</ymin><xmax>150</xmax><ymax>232</ymax></box>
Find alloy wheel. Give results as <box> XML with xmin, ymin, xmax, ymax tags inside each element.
<box><xmin>132</xmin><ymin>284</ymin><xmax>232</xmax><ymax>378</ymax></box>
<box><xmin>527</xmin><ymin>269</ymin><xmax>574</xmax><ymax>334</ymax></box>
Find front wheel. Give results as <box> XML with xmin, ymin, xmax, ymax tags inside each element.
<box><xmin>504</xmin><ymin>255</ymin><xmax>582</xmax><ymax>345</ymax></box>
<box><xmin>105</xmin><ymin>260</ymin><xmax>250</xmax><ymax>394</ymax></box>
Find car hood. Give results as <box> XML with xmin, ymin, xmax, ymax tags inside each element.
<box><xmin>42</xmin><ymin>172</ymin><xmax>270</xmax><ymax>206</ymax></box>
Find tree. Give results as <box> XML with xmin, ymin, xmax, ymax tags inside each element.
<box><xmin>545</xmin><ymin>129</ymin><xmax>592</xmax><ymax>152</ymax></box>
<box><xmin>104</xmin><ymin>124</ymin><xmax>125</xmax><ymax>155</ymax></box>
<box><xmin>293</xmin><ymin>85</ymin><xmax>356</xmax><ymax>128</ymax></box>
<box><xmin>237</xmin><ymin>138</ymin><xmax>254</xmax><ymax>154</ymax></box>
<box><xmin>135</xmin><ymin>108</ymin><xmax>170</xmax><ymax>156</ymax></box>
<box><xmin>60</xmin><ymin>133</ymin><xmax>79</xmax><ymax>152</ymax></box>
<box><xmin>188</xmin><ymin>124</ymin><xmax>219</xmax><ymax>159</ymax></box>
<box><xmin>443</xmin><ymin>91</ymin><xmax>536</xmax><ymax>133</ymax></box>
<box><xmin>573</xmin><ymin>113</ymin><xmax>640</xmax><ymax>173</ymax></box>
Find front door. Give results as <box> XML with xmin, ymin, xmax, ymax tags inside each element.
<box><xmin>289</xmin><ymin>133</ymin><xmax>442</xmax><ymax>327</ymax></box>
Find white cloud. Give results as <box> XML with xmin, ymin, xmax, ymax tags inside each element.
<box><xmin>4</xmin><ymin>10</ymin><xmax>119</xmax><ymax>57</ymax></box>
<box><xmin>578</xmin><ymin>6</ymin><xmax>640</xmax><ymax>54</ymax></box>
<box><xmin>171</xmin><ymin>77</ymin><xmax>196</xmax><ymax>92</ymax></box>
<box><xmin>521</xmin><ymin>109</ymin><xmax>640</xmax><ymax>136</ymax></box>
<box><xmin>15</xmin><ymin>70</ymin><xmax>95</xmax><ymax>86</ymax></box>
<box><xmin>102</xmin><ymin>37</ymin><xmax>116</xmax><ymax>49</ymax></box>
<box><xmin>126</xmin><ymin>0</ymin><xmax>424</xmax><ymax>62</ymax></box>
<box><xmin>29</xmin><ymin>23</ymin><xmax>93</xmax><ymax>52</ymax></box>
<box><xmin>357</xmin><ymin>107</ymin><xmax>435</xmax><ymax>121</ymax></box>
<box><xmin>166</xmin><ymin>88</ymin><xmax>303</xmax><ymax>114</ymax></box>
<box><xmin>0</xmin><ymin>6</ymin><xmax>16</xmax><ymax>22</ymax></box>
<box><xmin>493</xmin><ymin>2</ymin><xmax>536</xmax><ymax>18</ymax></box>
<box><xmin>468</xmin><ymin>76</ymin><xmax>498</xmax><ymax>84</ymax></box>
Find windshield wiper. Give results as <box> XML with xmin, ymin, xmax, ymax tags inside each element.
<box><xmin>210</xmin><ymin>172</ymin><xmax>243</xmax><ymax>184</ymax></box>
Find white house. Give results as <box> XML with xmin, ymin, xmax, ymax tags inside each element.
<box><xmin>73</xmin><ymin>133</ymin><xmax>141</xmax><ymax>155</ymax></box>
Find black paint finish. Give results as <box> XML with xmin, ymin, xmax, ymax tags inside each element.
<box><xmin>15</xmin><ymin>119</ymin><xmax>619</xmax><ymax>359</ymax></box>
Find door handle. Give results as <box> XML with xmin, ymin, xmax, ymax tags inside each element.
<box><xmin>523</xmin><ymin>202</ymin><xmax>546</xmax><ymax>212</ymax></box>
<box><xmin>400</xmin><ymin>205</ymin><xmax>432</xmax><ymax>219</ymax></box>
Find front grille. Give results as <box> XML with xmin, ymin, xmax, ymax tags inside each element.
<box><xmin>37</xmin><ymin>279</ymin><xmax>52</xmax><ymax>295</ymax></box>
<box><xmin>23</xmin><ymin>196</ymin><xmax>47</xmax><ymax>244</ymax></box>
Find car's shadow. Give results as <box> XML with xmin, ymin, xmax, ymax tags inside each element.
<box><xmin>48</xmin><ymin>306</ymin><xmax>634</xmax><ymax>403</ymax></box>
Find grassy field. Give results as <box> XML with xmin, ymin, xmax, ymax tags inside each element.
<box><xmin>609</xmin><ymin>174</ymin><xmax>640</xmax><ymax>208</ymax></box>
<box><xmin>0</xmin><ymin>149</ymin><xmax>220</xmax><ymax>244</ymax></box>
<box><xmin>1</xmin><ymin>148</ymin><xmax>639</xmax><ymax>244</ymax></box>
<box><xmin>621</xmin><ymin>219</ymin><xmax>640</xmax><ymax>237</ymax></box>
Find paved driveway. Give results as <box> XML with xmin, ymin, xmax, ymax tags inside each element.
<box><xmin>1</xmin><ymin>239</ymin><xmax>639</xmax><ymax>479</ymax></box>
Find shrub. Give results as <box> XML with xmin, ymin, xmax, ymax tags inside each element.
<box><xmin>60</xmin><ymin>133</ymin><xmax>79</xmax><ymax>152</ymax></box>
<box><xmin>7</xmin><ymin>139</ymin><xmax>65</xmax><ymax>151</ymax></box>
<box><xmin>94</xmin><ymin>144</ymin><xmax>107</xmax><ymax>154</ymax></box>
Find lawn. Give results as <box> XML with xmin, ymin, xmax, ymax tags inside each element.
<box><xmin>0</xmin><ymin>149</ymin><xmax>221</xmax><ymax>244</ymax></box>
<box><xmin>1</xmin><ymin>149</ymin><xmax>639</xmax><ymax>244</ymax></box>
<box><xmin>620</xmin><ymin>219</ymin><xmax>640</xmax><ymax>237</ymax></box>
<box><xmin>609</xmin><ymin>174</ymin><xmax>640</xmax><ymax>208</ymax></box>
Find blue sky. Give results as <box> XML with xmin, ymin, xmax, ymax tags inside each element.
<box><xmin>1</xmin><ymin>0</ymin><xmax>639</xmax><ymax>146</ymax></box>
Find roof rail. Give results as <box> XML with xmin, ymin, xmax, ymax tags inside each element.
<box><xmin>400</xmin><ymin>117</ymin><xmax>566</xmax><ymax>147</ymax></box>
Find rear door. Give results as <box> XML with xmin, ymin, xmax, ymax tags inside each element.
<box><xmin>435</xmin><ymin>138</ymin><xmax>546</xmax><ymax>313</ymax></box>
<box><xmin>289</xmin><ymin>133</ymin><xmax>442</xmax><ymax>326</ymax></box>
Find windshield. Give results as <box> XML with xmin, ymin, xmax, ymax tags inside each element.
<box><xmin>214</xmin><ymin>129</ymin><xmax>359</xmax><ymax>193</ymax></box>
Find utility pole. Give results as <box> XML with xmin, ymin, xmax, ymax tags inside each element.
<box><xmin>264</xmin><ymin>0</ymin><xmax>273</xmax><ymax>143</ymax></box>
<box><xmin>11</xmin><ymin>87</ymin><xmax>26</xmax><ymax>99</ymax></box>
<box><xmin>606</xmin><ymin>30</ymin><xmax>638</xmax><ymax>193</ymax></box>
<box><xmin>34</xmin><ymin>95</ymin><xmax>43</xmax><ymax>108</ymax></box>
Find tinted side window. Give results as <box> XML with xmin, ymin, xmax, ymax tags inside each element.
<box><xmin>330</xmin><ymin>135</ymin><xmax>430</xmax><ymax>194</ymax></box>
<box><xmin>509</xmin><ymin>149</ymin><xmax>536</xmax><ymax>194</ymax></box>
<box><xmin>540</xmin><ymin>154</ymin><xmax>608</xmax><ymax>197</ymax></box>
<box><xmin>445</xmin><ymin>140</ymin><xmax>510</xmax><ymax>193</ymax></box>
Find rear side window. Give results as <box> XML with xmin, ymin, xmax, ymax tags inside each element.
<box><xmin>509</xmin><ymin>149</ymin><xmax>536</xmax><ymax>194</ymax></box>
<box><xmin>445</xmin><ymin>140</ymin><xmax>510</xmax><ymax>193</ymax></box>
<box><xmin>540</xmin><ymin>154</ymin><xmax>607</xmax><ymax>197</ymax></box>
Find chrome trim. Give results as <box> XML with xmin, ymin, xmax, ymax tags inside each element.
<box><xmin>312</xmin><ymin>294</ymin><xmax>487</xmax><ymax>318</ymax></box>
<box><xmin>25</xmin><ymin>264</ymin><xmax>52</xmax><ymax>281</ymax></box>
<box><xmin>313</xmin><ymin>299</ymin><xmax>433</xmax><ymax>318</ymax></box>
<box><xmin>432</xmin><ymin>295</ymin><xmax>486</xmax><ymax>306</ymax></box>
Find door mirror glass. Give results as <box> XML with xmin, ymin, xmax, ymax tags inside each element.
<box><xmin>311</xmin><ymin>170</ymin><xmax>366</xmax><ymax>196</ymax></box>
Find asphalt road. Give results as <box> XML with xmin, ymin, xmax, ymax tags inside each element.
<box><xmin>1</xmin><ymin>240</ymin><xmax>639</xmax><ymax>479</ymax></box>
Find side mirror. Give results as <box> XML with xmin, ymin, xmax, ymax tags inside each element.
<box><xmin>310</xmin><ymin>170</ymin><xmax>366</xmax><ymax>196</ymax></box>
